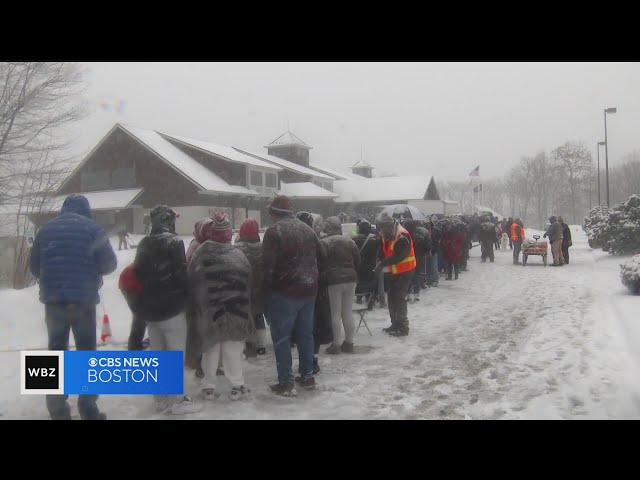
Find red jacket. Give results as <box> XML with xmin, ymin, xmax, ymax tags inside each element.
<box><xmin>442</xmin><ymin>230</ymin><xmax>464</xmax><ymax>263</ymax></box>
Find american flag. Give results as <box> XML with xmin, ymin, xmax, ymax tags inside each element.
<box><xmin>469</xmin><ymin>165</ymin><xmax>480</xmax><ymax>177</ymax></box>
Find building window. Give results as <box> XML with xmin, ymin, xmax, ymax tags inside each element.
<box><xmin>313</xmin><ymin>180</ymin><xmax>322</xmax><ymax>187</ymax></box>
<box><xmin>323</xmin><ymin>182</ymin><xmax>332</xmax><ymax>191</ymax></box>
<box><xmin>250</xmin><ymin>170</ymin><xmax>263</xmax><ymax>186</ymax></box>
<box><xmin>265</xmin><ymin>172</ymin><xmax>277</xmax><ymax>188</ymax></box>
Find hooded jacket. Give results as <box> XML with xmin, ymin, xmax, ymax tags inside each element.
<box><xmin>320</xmin><ymin>216</ymin><xmax>361</xmax><ymax>286</ymax></box>
<box><xmin>545</xmin><ymin>217</ymin><xmax>563</xmax><ymax>243</ymax></box>
<box><xmin>29</xmin><ymin>194</ymin><xmax>117</xmax><ymax>304</ymax></box>
<box><xmin>134</xmin><ymin>205</ymin><xmax>188</xmax><ymax>321</ymax></box>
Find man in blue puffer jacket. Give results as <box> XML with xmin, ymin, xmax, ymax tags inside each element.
<box><xmin>30</xmin><ymin>193</ymin><xmax>117</xmax><ymax>420</ymax></box>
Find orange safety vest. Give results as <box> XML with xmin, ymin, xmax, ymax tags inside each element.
<box><xmin>510</xmin><ymin>223</ymin><xmax>525</xmax><ymax>241</ymax></box>
<box><xmin>382</xmin><ymin>225</ymin><xmax>417</xmax><ymax>274</ymax></box>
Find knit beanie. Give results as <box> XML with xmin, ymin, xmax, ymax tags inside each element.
<box><xmin>269</xmin><ymin>195</ymin><xmax>293</xmax><ymax>215</ymax></box>
<box><xmin>239</xmin><ymin>217</ymin><xmax>260</xmax><ymax>238</ymax></box>
<box><xmin>207</xmin><ymin>211</ymin><xmax>233</xmax><ymax>243</ymax></box>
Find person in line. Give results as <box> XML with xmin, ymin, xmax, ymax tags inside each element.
<box><xmin>30</xmin><ymin>194</ymin><xmax>117</xmax><ymax>420</ymax></box>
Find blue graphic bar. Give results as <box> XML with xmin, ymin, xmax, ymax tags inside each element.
<box><xmin>64</xmin><ymin>351</ymin><xmax>184</xmax><ymax>395</ymax></box>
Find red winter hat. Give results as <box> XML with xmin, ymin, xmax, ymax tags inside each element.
<box><xmin>269</xmin><ymin>195</ymin><xmax>293</xmax><ymax>215</ymax></box>
<box><xmin>119</xmin><ymin>264</ymin><xmax>143</xmax><ymax>293</ymax></box>
<box><xmin>239</xmin><ymin>218</ymin><xmax>260</xmax><ymax>238</ymax></box>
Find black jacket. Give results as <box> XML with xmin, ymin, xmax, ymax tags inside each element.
<box><xmin>561</xmin><ymin>223</ymin><xmax>572</xmax><ymax>247</ymax></box>
<box><xmin>134</xmin><ymin>229</ymin><xmax>188</xmax><ymax>322</ymax></box>
<box><xmin>353</xmin><ymin>232</ymin><xmax>379</xmax><ymax>290</ymax></box>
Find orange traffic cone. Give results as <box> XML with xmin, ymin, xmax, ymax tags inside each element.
<box><xmin>100</xmin><ymin>313</ymin><xmax>112</xmax><ymax>344</ymax></box>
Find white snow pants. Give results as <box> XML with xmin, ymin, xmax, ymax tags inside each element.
<box><xmin>147</xmin><ymin>312</ymin><xmax>187</xmax><ymax>405</ymax></box>
<box><xmin>201</xmin><ymin>340</ymin><xmax>245</xmax><ymax>390</ymax></box>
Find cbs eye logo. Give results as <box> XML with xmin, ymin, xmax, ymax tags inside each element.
<box><xmin>88</xmin><ymin>358</ymin><xmax>98</xmax><ymax>367</ymax></box>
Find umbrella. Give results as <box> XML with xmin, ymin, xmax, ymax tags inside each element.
<box><xmin>377</xmin><ymin>204</ymin><xmax>428</xmax><ymax>222</ymax></box>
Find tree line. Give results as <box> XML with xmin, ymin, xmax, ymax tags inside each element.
<box><xmin>440</xmin><ymin>142</ymin><xmax>640</xmax><ymax>229</ymax></box>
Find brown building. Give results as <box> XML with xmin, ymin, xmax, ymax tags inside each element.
<box><xmin>37</xmin><ymin>124</ymin><xmax>452</xmax><ymax>235</ymax></box>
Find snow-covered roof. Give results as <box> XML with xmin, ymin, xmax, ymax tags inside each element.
<box><xmin>47</xmin><ymin>188</ymin><xmax>144</xmax><ymax>212</ymax></box>
<box><xmin>277</xmin><ymin>182</ymin><xmax>339</xmax><ymax>199</ymax></box>
<box><xmin>332</xmin><ymin>176</ymin><xmax>433</xmax><ymax>204</ymax></box>
<box><xmin>308</xmin><ymin>162</ymin><xmax>364</xmax><ymax>181</ymax></box>
<box><xmin>351</xmin><ymin>159</ymin><xmax>374</xmax><ymax>169</ymax></box>
<box><xmin>233</xmin><ymin>148</ymin><xmax>333</xmax><ymax>180</ymax></box>
<box><xmin>265</xmin><ymin>131</ymin><xmax>312</xmax><ymax>149</ymax></box>
<box><xmin>159</xmin><ymin>132</ymin><xmax>281</xmax><ymax>171</ymax></box>
<box><xmin>120</xmin><ymin>125</ymin><xmax>258</xmax><ymax>196</ymax></box>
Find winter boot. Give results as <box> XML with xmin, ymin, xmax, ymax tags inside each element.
<box><xmin>414</xmin><ymin>292</ymin><xmax>420</xmax><ymax>302</ymax></box>
<box><xmin>340</xmin><ymin>341</ymin><xmax>355</xmax><ymax>353</ymax></box>
<box><xmin>389</xmin><ymin>328</ymin><xmax>409</xmax><ymax>337</ymax></box>
<box><xmin>383</xmin><ymin>324</ymin><xmax>399</xmax><ymax>333</ymax></box>
<box><xmin>270</xmin><ymin>382</ymin><xmax>297</xmax><ymax>397</ymax></box>
<box><xmin>294</xmin><ymin>375</ymin><xmax>317</xmax><ymax>390</ymax></box>
<box><xmin>325</xmin><ymin>344</ymin><xmax>341</xmax><ymax>355</ymax></box>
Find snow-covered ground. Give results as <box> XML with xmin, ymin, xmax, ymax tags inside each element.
<box><xmin>1</xmin><ymin>227</ymin><xmax>640</xmax><ymax>419</ymax></box>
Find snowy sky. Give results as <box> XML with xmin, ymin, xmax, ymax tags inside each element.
<box><xmin>72</xmin><ymin>62</ymin><xmax>640</xmax><ymax>182</ymax></box>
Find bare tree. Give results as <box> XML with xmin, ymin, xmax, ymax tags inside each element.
<box><xmin>440</xmin><ymin>181</ymin><xmax>473</xmax><ymax>214</ymax></box>
<box><xmin>0</xmin><ymin>62</ymin><xmax>85</xmax><ymax>201</ymax></box>
<box><xmin>551</xmin><ymin>141</ymin><xmax>593</xmax><ymax>224</ymax></box>
<box><xmin>507</xmin><ymin>157</ymin><xmax>537</xmax><ymax>225</ymax></box>
<box><xmin>0</xmin><ymin>62</ymin><xmax>86</xmax><ymax>288</ymax></box>
<box><xmin>529</xmin><ymin>151</ymin><xmax>561</xmax><ymax>230</ymax></box>
<box><xmin>477</xmin><ymin>178</ymin><xmax>506</xmax><ymax>216</ymax></box>
<box><xmin>609</xmin><ymin>151</ymin><xmax>640</xmax><ymax>205</ymax></box>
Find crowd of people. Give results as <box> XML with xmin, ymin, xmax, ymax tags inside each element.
<box><xmin>28</xmin><ymin>192</ymin><xmax>574</xmax><ymax>419</ymax></box>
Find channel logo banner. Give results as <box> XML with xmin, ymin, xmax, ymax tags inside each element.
<box><xmin>21</xmin><ymin>351</ymin><xmax>184</xmax><ymax>395</ymax></box>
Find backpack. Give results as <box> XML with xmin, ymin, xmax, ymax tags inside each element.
<box><xmin>119</xmin><ymin>264</ymin><xmax>144</xmax><ymax>293</ymax></box>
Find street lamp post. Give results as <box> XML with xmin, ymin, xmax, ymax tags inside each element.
<box><xmin>604</xmin><ymin>107</ymin><xmax>617</xmax><ymax>207</ymax></box>
<box><xmin>597</xmin><ymin>141</ymin><xmax>606</xmax><ymax>205</ymax></box>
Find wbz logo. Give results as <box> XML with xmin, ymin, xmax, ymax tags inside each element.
<box><xmin>21</xmin><ymin>351</ymin><xmax>65</xmax><ymax>395</ymax></box>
